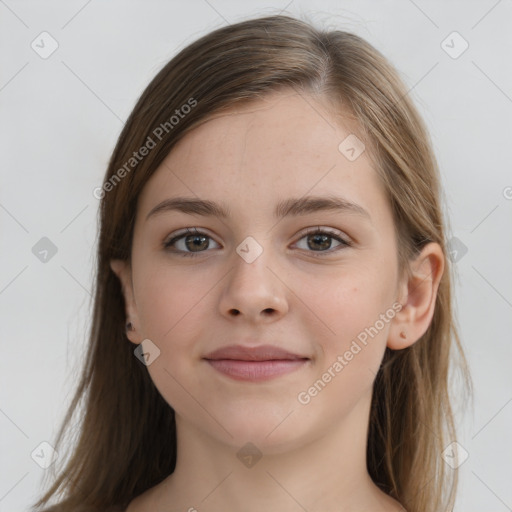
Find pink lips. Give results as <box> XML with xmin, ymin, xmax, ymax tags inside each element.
<box><xmin>203</xmin><ymin>344</ymin><xmax>309</xmax><ymax>382</ymax></box>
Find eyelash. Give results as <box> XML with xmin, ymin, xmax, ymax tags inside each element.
<box><xmin>163</xmin><ymin>227</ymin><xmax>352</xmax><ymax>258</ymax></box>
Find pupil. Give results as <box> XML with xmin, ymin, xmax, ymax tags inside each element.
<box><xmin>310</xmin><ymin>234</ymin><xmax>330</xmax><ymax>251</ymax></box>
<box><xmin>186</xmin><ymin>235</ymin><xmax>208</xmax><ymax>251</ymax></box>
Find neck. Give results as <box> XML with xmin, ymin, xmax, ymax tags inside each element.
<box><xmin>143</xmin><ymin>390</ymin><xmax>402</xmax><ymax>512</ymax></box>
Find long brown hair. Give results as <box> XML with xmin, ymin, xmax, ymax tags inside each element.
<box><xmin>32</xmin><ymin>13</ymin><xmax>471</xmax><ymax>512</ymax></box>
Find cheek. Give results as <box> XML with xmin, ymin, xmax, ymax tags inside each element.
<box><xmin>295</xmin><ymin>258</ymin><xmax>397</xmax><ymax>392</ymax></box>
<box><xmin>301</xmin><ymin>261</ymin><xmax>397</xmax><ymax>342</ymax></box>
<box><xmin>132</xmin><ymin>266</ymin><xmax>219</xmax><ymax>422</ymax></box>
<box><xmin>294</xmin><ymin>276</ymin><xmax>394</xmax><ymax>420</ymax></box>
<box><xmin>134</xmin><ymin>263</ymin><xmax>208</xmax><ymax>345</ymax></box>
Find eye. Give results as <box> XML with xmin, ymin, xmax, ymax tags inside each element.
<box><xmin>163</xmin><ymin>228</ymin><xmax>220</xmax><ymax>256</ymax></box>
<box><xmin>163</xmin><ymin>226</ymin><xmax>351</xmax><ymax>257</ymax></box>
<box><xmin>293</xmin><ymin>227</ymin><xmax>351</xmax><ymax>255</ymax></box>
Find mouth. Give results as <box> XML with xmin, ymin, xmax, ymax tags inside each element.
<box><xmin>203</xmin><ymin>344</ymin><xmax>310</xmax><ymax>382</ymax></box>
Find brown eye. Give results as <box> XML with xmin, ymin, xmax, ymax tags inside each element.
<box><xmin>306</xmin><ymin>233</ymin><xmax>333</xmax><ymax>251</ymax></box>
<box><xmin>164</xmin><ymin>228</ymin><xmax>220</xmax><ymax>255</ymax></box>
<box><xmin>294</xmin><ymin>228</ymin><xmax>350</xmax><ymax>255</ymax></box>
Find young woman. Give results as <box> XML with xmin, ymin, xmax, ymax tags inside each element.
<box><xmin>33</xmin><ymin>13</ymin><xmax>471</xmax><ymax>512</ymax></box>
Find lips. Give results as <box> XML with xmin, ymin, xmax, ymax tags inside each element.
<box><xmin>203</xmin><ymin>344</ymin><xmax>309</xmax><ymax>382</ymax></box>
<box><xmin>204</xmin><ymin>344</ymin><xmax>307</xmax><ymax>361</ymax></box>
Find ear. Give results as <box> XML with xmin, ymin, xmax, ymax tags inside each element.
<box><xmin>110</xmin><ymin>259</ymin><xmax>143</xmax><ymax>345</ymax></box>
<box><xmin>387</xmin><ymin>242</ymin><xmax>445</xmax><ymax>350</ymax></box>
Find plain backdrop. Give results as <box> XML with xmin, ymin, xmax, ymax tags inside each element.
<box><xmin>1</xmin><ymin>1</ymin><xmax>511</xmax><ymax>511</ymax></box>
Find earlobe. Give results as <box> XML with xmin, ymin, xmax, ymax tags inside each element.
<box><xmin>387</xmin><ymin>243</ymin><xmax>445</xmax><ymax>350</ymax></box>
<box><xmin>110</xmin><ymin>259</ymin><xmax>143</xmax><ymax>345</ymax></box>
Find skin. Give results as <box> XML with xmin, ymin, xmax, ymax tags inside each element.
<box><xmin>111</xmin><ymin>89</ymin><xmax>444</xmax><ymax>512</ymax></box>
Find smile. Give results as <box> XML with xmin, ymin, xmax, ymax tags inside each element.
<box><xmin>203</xmin><ymin>344</ymin><xmax>310</xmax><ymax>382</ymax></box>
<box><xmin>205</xmin><ymin>359</ymin><xmax>308</xmax><ymax>381</ymax></box>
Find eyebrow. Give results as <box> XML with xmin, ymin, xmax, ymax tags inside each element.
<box><xmin>145</xmin><ymin>195</ymin><xmax>371</xmax><ymax>221</ymax></box>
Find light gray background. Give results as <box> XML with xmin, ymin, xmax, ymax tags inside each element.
<box><xmin>1</xmin><ymin>1</ymin><xmax>511</xmax><ymax>511</ymax></box>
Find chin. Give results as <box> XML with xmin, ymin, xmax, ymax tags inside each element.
<box><xmin>208</xmin><ymin>401</ymin><xmax>314</xmax><ymax>455</ymax></box>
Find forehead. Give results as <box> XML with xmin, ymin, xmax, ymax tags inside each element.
<box><xmin>170</xmin><ymin>90</ymin><xmax>360</xmax><ymax>172</ymax></box>
<box><xmin>137</xmin><ymin>90</ymin><xmax>388</xmax><ymax>223</ymax></box>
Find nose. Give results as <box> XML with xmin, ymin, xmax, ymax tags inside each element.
<box><xmin>218</xmin><ymin>243</ymin><xmax>289</xmax><ymax>323</ymax></box>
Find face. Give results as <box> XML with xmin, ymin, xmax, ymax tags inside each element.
<box><xmin>119</xmin><ymin>89</ymin><xmax>405</xmax><ymax>453</ymax></box>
